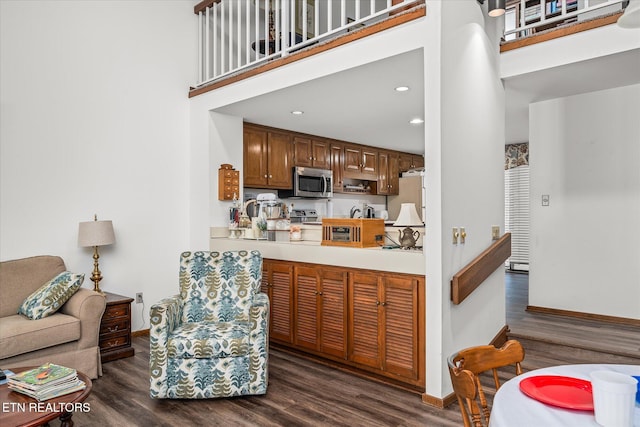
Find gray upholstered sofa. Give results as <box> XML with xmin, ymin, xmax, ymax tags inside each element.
<box><xmin>0</xmin><ymin>255</ymin><xmax>106</xmax><ymax>379</ymax></box>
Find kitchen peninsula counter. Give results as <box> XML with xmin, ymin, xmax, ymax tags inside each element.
<box><xmin>209</xmin><ymin>235</ymin><xmax>425</xmax><ymax>275</ymax></box>
<box><xmin>210</xmin><ymin>228</ymin><xmax>426</xmax><ymax>391</ymax></box>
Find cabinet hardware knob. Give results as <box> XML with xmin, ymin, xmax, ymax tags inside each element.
<box><xmin>269</xmin><ymin>174</ymin><xmax>273</xmax><ymax>178</ymax></box>
<box><xmin>381</xmin><ymin>302</ymin><xmax>388</xmax><ymax>306</ymax></box>
<box><xmin>376</xmin><ymin>301</ymin><xmax>380</xmax><ymax>305</ymax></box>
<box><xmin>318</xmin><ymin>291</ymin><xmax>323</xmax><ymax>296</ymax></box>
<box><xmin>264</xmin><ymin>174</ymin><xmax>268</xmax><ymax>178</ymax></box>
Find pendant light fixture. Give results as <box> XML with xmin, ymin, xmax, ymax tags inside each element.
<box><xmin>488</xmin><ymin>0</ymin><xmax>506</xmax><ymax>17</ymax></box>
<box><xmin>477</xmin><ymin>0</ymin><xmax>506</xmax><ymax>17</ymax></box>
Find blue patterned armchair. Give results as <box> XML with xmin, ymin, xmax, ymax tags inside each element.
<box><xmin>149</xmin><ymin>250</ymin><xmax>269</xmax><ymax>399</ymax></box>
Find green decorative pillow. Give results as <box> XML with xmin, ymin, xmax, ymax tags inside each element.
<box><xmin>18</xmin><ymin>271</ymin><xmax>84</xmax><ymax>320</ymax></box>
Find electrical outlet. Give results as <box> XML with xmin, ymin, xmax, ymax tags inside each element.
<box><xmin>136</xmin><ymin>292</ymin><xmax>143</xmax><ymax>304</ymax></box>
<box><xmin>492</xmin><ymin>226</ymin><xmax>500</xmax><ymax>240</ymax></box>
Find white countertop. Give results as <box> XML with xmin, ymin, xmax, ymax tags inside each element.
<box><xmin>209</xmin><ymin>237</ymin><xmax>426</xmax><ymax>275</ymax></box>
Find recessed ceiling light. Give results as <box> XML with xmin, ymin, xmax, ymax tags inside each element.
<box><xmin>409</xmin><ymin>118</ymin><xmax>424</xmax><ymax>124</ymax></box>
<box><xmin>395</xmin><ymin>86</ymin><xmax>410</xmax><ymax>92</ymax></box>
<box><xmin>291</xmin><ymin>110</ymin><xmax>304</xmax><ymax>115</ymax></box>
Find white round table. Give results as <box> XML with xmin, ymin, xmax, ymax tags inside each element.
<box><xmin>489</xmin><ymin>364</ymin><xmax>640</xmax><ymax>427</ymax></box>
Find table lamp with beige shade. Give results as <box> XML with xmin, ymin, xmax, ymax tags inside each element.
<box><xmin>78</xmin><ymin>215</ymin><xmax>115</xmax><ymax>294</ymax></box>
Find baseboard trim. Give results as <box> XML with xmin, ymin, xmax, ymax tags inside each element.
<box><xmin>421</xmin><ymin>391</ymin><xmax>457</xmax><ymax>409</ymax></box>
<box><xmin>132</xmin><ymin>329</ymin><xmax>150</xmax><ymax>337</ymax></box>
<box><xmin>526</xmin><ymin>306</ymin><xmax>640</xmax><ymax>327</ymax></box>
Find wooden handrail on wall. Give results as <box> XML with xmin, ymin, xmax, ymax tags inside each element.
<box><xmin>451</xmin><ymin>233</ymin><xmax>511</xmax><ymax>305</ymax></box>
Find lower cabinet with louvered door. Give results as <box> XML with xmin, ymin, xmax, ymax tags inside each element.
<box><xmin>294</xmin><ymin>265</ymin><xmax>348</xmax><ymax>359</ymax></box>
<box><xmin>262</xmin><ymin>260</ymin><xmax>294</xmax><ymax>345</ymax></box>
<box><xmin>264</xmin><ymin>258</ymin><xmax>425</xmax><ymax>390</ymax></box>
<box><xmin>348</xmin><ymin>272</ymin><xmax>424</xmax><ymax>388</ymax></box>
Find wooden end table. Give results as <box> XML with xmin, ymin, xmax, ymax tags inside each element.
<box><xmin>99</xmin><ymin>292</ymin><xmax>135</xmax><ymax>362</ymax></box>
<box><xmin>0</xmin><ymin>367</ymin><xmax>92</xmax><ymax>427</ymax></box>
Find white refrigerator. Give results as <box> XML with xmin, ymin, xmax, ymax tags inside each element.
<box><xmin>387</xmin><ymin>175</ymin><xmax>425</xmax><ymax>222</ymax></box>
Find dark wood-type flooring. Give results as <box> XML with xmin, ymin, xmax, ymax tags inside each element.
<box><xmin>506</xmin><ymin>272</ymin><xmax>640</xmax><ymax>367</ymax></box>
<box><xmin>69</xmin><ymin>273</ymin><xmax>639</xmax><ymax>426</ymax></box>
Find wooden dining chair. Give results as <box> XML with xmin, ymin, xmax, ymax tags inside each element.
<box><xmin>448</xmin><ymin>339</ymin><xmax>525</xmax><ymax>427</ymax></box>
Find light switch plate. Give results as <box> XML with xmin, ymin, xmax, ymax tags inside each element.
<box><xmin>491</xmin><ymin>226</ymin><xmax>500</xmax><ymax>240</ymax></box>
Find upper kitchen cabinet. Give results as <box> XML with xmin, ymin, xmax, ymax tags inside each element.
<box><xmin>293</xmin><ymin>136</ymin><xmax>331</xmax><ymax>169</ymax></box>
<box><xmin>377</xmin><ymin>151</ymin><xmax>399</xmax><ymax>196</ymax></box>
<box><xmin>330</xmin><ymin>142</ymin><xmax>344</xmax><ymax>193</ymax></box>
<box><xmin>343</xmin><ymin>144</ymin><xmax>378</xmax><ymax>180</ymax></box>
<box><xmin>398</xmin><ymin>153</ymin><xmax>424</xmax><ymax>173</ymax></box>
<box><xmin>244</xmin><ymin>124</ymin><xmax>293</xmax><ymax>189</ymax></box>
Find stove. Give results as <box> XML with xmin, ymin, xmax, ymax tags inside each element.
<box><xmin>290</xmin><ymin>209</ymin><xmax>318</xmax><ymax>223</ymax></box>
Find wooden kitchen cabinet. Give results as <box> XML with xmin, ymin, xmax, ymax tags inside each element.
<box><xmin>294</xmin><ymin>265</ymin><xmax>348</xmax><ymax>359</ymax></box>
<box><xmin>293</xmin><ymin>136</ymin><xmax>330</xmax><ymax>169</ymax></box>
<box><xmin>348</xmin><ymin>271</ymin><xmax>424</xmax><ymax>386</ymax></box>
<box><xmin>243</xmin><ymin>124</ymin><xmax>293</xmax><ymax>189</ymax></box>
<box><xmin>263</xmin><ymin>257</ymin><xmax>425</xmax><ymax>390</ymax></box>
<box><xmin>243</xmin><ymin>123</ymin><xmax>421</xmax><ymax>194</ymax></box>
<box><xmin>377</xmin><ymin>151</ymin><xmax>399</xmax><ymax>196</ymax></box>
<box><xmin>343</xmin><ymin>144</ymin><xmax>378</xmax><ymax>179</ymax></box>
<box><xmin>399</xmin><ymin>153</ymin><xmax>424</xmax><ymax>173</ymax></box>
<box><xmin>262</xmin><ymin>259</ymin><xmax>294</xmax><ymax>344</ymax></box>
<box><xmin>330</xmin><ymin>142</ymin><xmax>344</xmax><ymax>193</ymax></box>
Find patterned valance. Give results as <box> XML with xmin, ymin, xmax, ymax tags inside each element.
<box><xmin>505</xmin><ymin>143</ymin><xmax>529</xmax><ymax>170</ymax></box>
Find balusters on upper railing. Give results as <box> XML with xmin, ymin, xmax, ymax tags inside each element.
<box><xmin>505</xmin><ymin>0</ymin><xmax>625</xmax><ymax>40</ymax></box>
<box><xmin>194</xmin><ymin>0</ymin><xmax>420</xmax><ymax>87</ymax></box>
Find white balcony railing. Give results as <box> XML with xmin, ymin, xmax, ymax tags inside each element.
<box><xmin>504</xmin><ymin>0</ymin><xmax>625</xmax><ymax>40</ymax></box>
<box><xmin>195</xmin><ymin>0</ymin><xmax>420</xmax><ymax>87</ymax></box>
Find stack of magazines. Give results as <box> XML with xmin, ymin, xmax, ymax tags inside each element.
<box><xmin>7</xmin><ymin>363</ymin><xmax>86</xmax><ymax>401</ymax></box>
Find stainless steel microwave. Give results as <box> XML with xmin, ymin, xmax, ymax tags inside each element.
<box><xmin>279</xmin><ymin>167</ymin><xmax>333</xmax><ymax>199</ymax></box>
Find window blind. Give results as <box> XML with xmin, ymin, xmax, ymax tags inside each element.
<box><xmin>504</xmin><ymin>165</ymin><xmax>530</xmax><ymax>271</ymax></box>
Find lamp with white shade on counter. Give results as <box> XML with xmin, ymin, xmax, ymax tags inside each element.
<box><xmin>393</xmin><ymin>203</ymin><xmax>423</xmax><ymax>250</ymax></box>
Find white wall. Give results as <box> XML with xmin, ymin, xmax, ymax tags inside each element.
<box><xmin>529</xmin><ymin>84</ymin><xmax>640</xmax><ymax>319</ymax></box>
<box><xmin>0</xmin><ymin>1</ymin><xmax>196</xmax><ymax>331</ymax></box>
<box><xmin>425</xmin><ymin>0</ymin><xmax>506</xmax><ymax>398</ymax></box>
<box><xmin>209</xmin><ymin>112</ymin><xmax>244</xmax><ymax>225</ymax></box>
